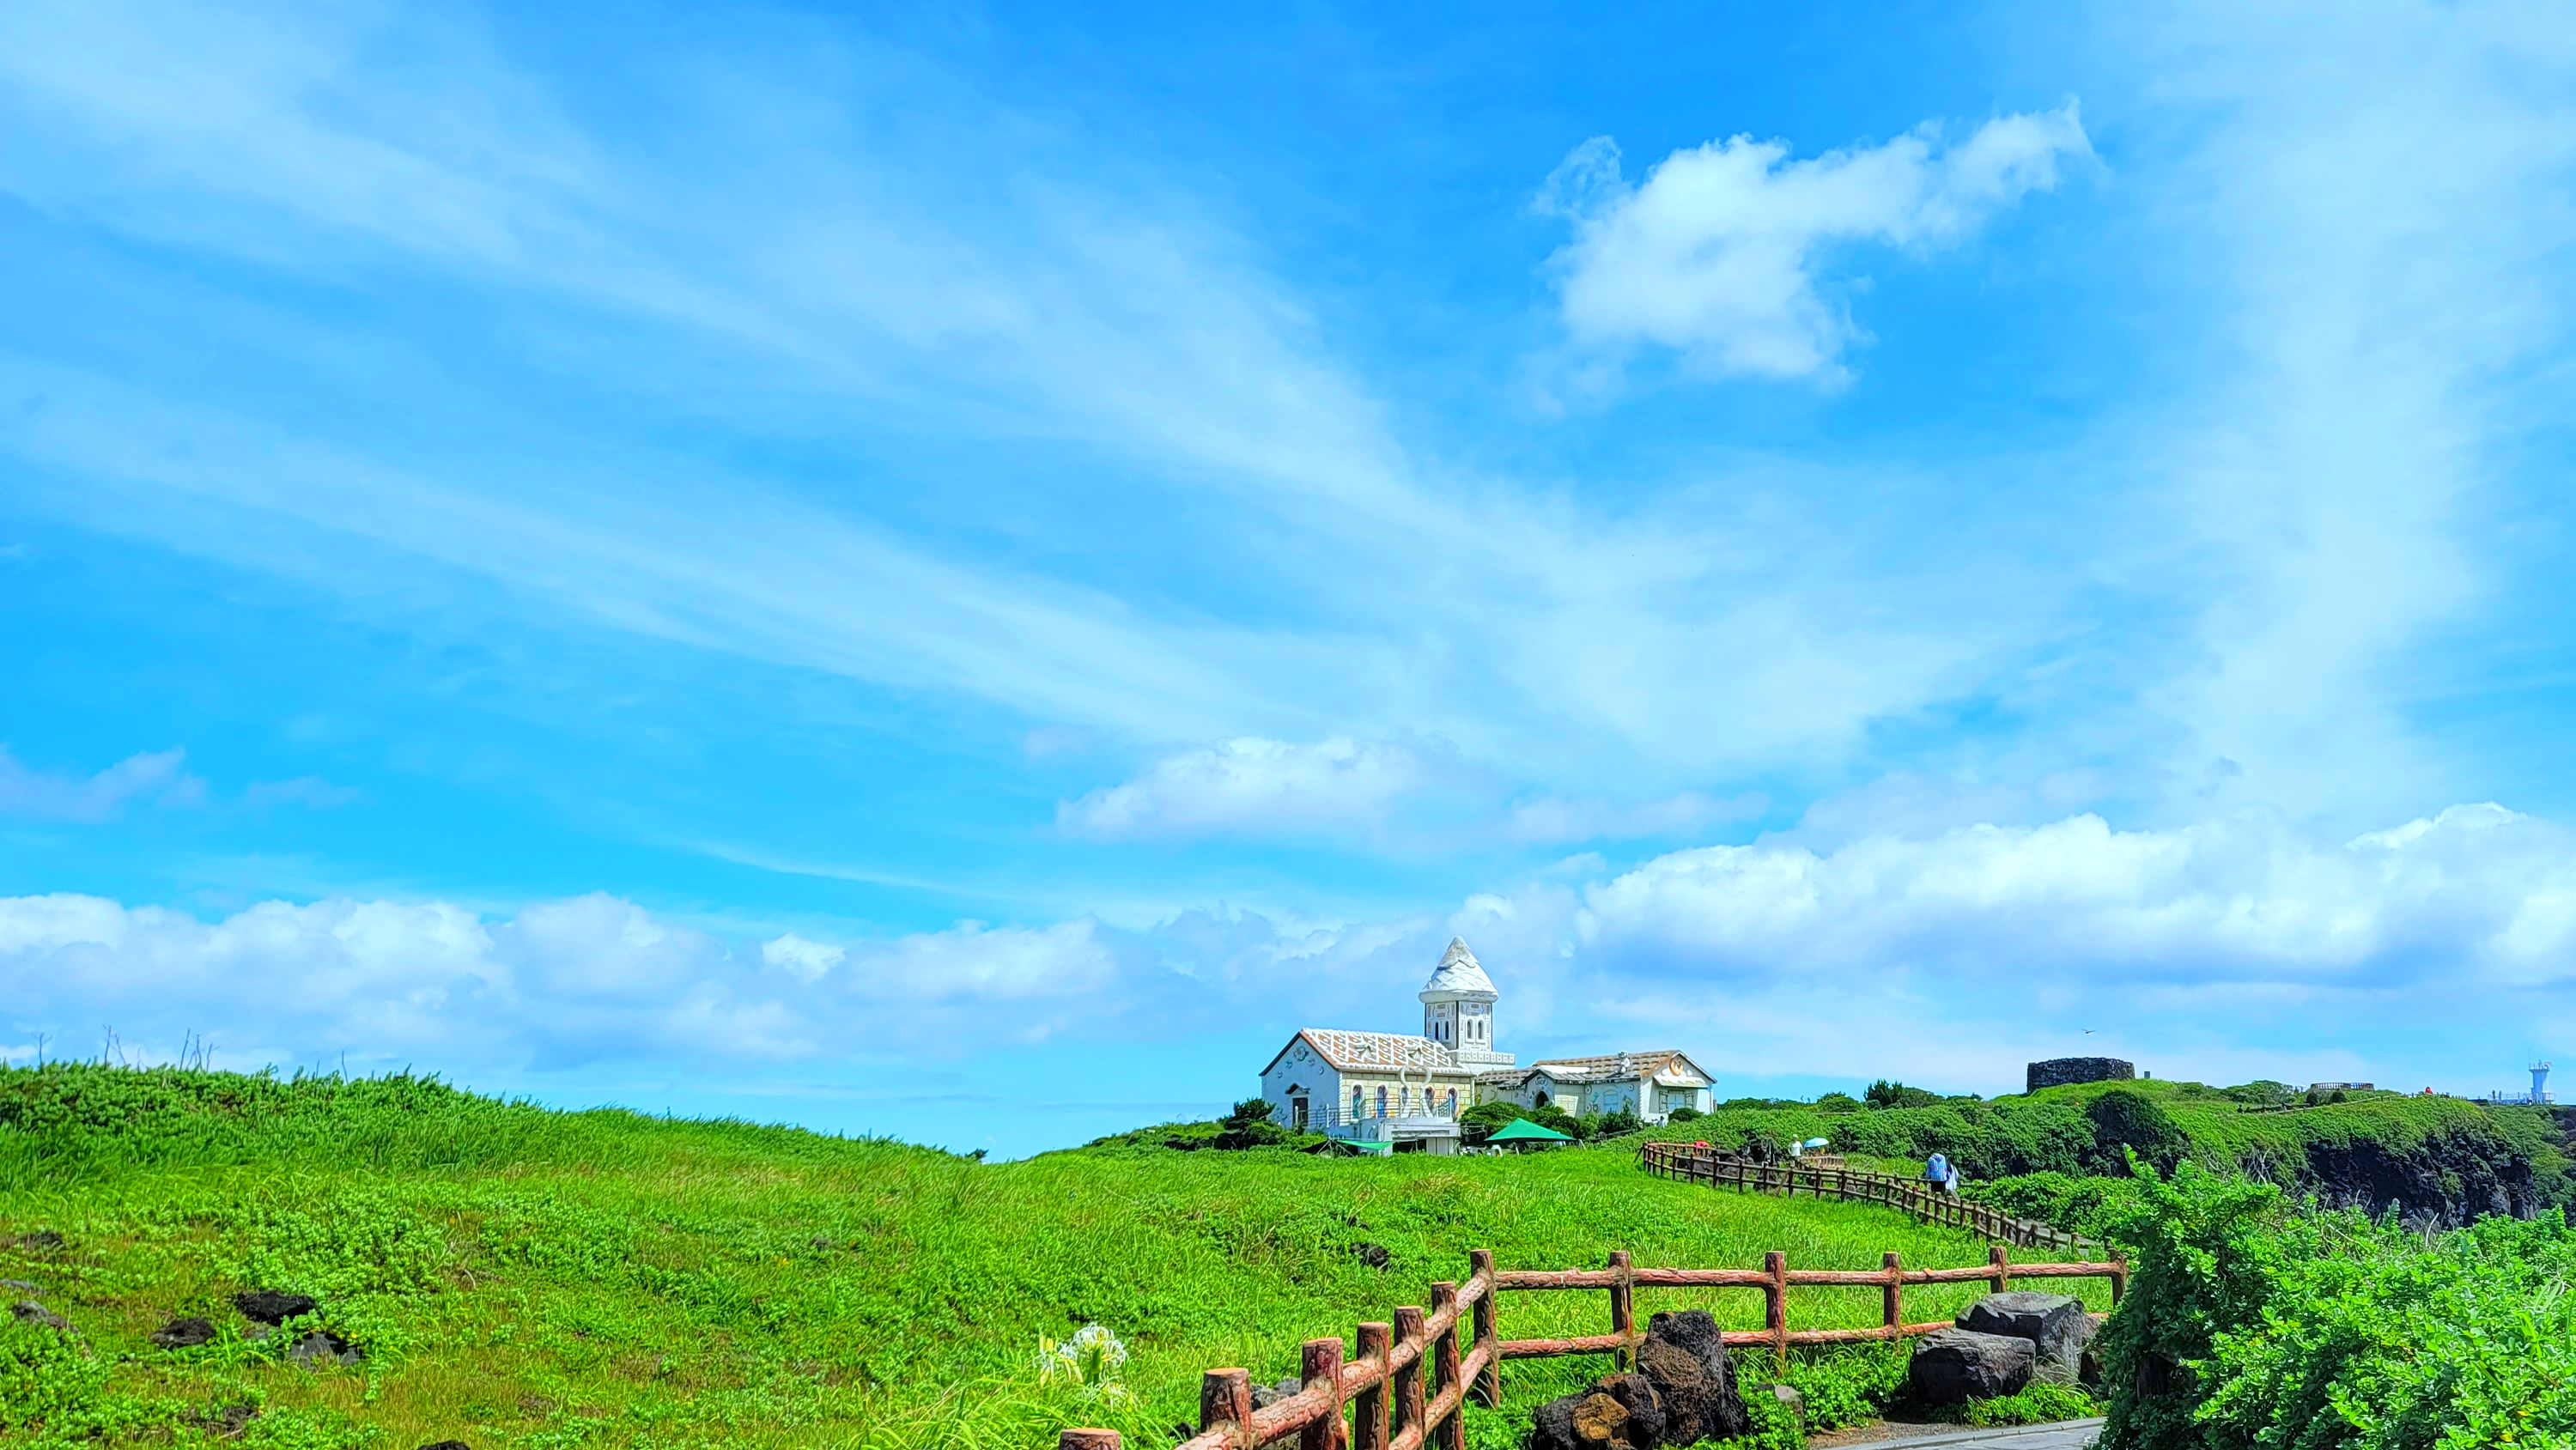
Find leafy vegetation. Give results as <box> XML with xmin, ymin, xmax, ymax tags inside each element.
<box><xmin>2093</xmin><ymin>1158</ymin><xmax>2576</xmax><ymax>1450</ymax></box>
<box><xmin>1644</xmin><ymin>1077</ymin><xmax>2572</xmax><ymax>1221</ymax></box>
<box><xmin>0</xmin><ymin>1064</ymin><xmax>2108</xmax><ymax>1450</ymax></box>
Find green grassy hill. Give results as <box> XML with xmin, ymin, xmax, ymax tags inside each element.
<box><xmin>1646</xmin><ymin>1078</ymin><xmax>2573</xmax><ymax>1222</ymax></box>
<box><xmin>2</xmin><ymin>1065</ymin><xmax>2104</xmax><ymax>1450</ymax></box>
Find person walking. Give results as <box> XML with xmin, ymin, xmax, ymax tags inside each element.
<box><xmin>1923</xmin><ymin>1152</ymin><xmax>1949</xmax><ymax>1192</ymax></box>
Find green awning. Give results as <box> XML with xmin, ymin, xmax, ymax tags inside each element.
<box><xmin>1484</xmin><ymin>1119</ymin><xmax>1574</xmax><ymax>1143</ymax></box>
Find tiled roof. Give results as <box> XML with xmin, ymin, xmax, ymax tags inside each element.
<box><xmin>1516</xmin><ymin>1051</ymin><xmax>1712</xmax><ymax>1088</ymax></box>
<box><xmin>1297</xmin><ymin>1029</ymin><xmax>1468</xmax><ymax>1074</ymax></box>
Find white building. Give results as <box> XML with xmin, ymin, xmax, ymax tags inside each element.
<box><xmin>1257</xmin><ymin>939</ymin><xmax>1516</xmax><ymax>1154</ymax></box>
<box><xmin>1479</xmin><ymin>1051</ymin><xmax>1716</xmax><ymax>1125</ymax></box>
<box><xmin>1255</xmin><ymin>938</ymin><xmax>1719</xmax><ymax>1149</ymax></box>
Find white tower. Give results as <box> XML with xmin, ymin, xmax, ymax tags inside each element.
<box><xmin>1420</xmin><ymin>938</ymin><xmax>1514</xmax><ymax>1068</ymax></box>
<box><xmin>2535</xmin><ymin>1062</ymin><xmax>2554</xmax><ymax>1104</ymax></box>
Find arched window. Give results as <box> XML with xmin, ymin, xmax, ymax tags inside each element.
<box><xmin>1376</xmin><ymin>1086</ymin><xmax>1389</xmax><ymax>1117</ymax></box>
<box><xmin>1445</xmin><ymin>1089</ymin><xmax>1458</xmax><ymax>1115</ymax></box>
<box><xmin>1535</xmin><ymin>1090</ymin><xmax>1550</xmax><ymax>1108</ymax></box>
<box><xmin>1352</xmin><ymin>1086</ymin><xmax>1364</xmax><ymax>1120</ymax></box>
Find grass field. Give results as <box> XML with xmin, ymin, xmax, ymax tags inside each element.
<box><xmin>2</xmin><ymin>1065</ymin><xmax>2107</xmax><ymax>1450</ymax></box>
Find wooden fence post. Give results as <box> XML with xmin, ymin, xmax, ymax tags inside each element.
<box><xmin>1765</xmin><ymin>1250</ymin><xmax>1789</xmax><ymax>1360</ymax></box>
<box><xmin>2110</xmin><ymin>1257</ymin><xmax>2128</xmax><ymax>1305</ymax></box>
<box><xmin>1468</xmin><ymin>1251</ymin><xmax>1500</xmax><ymax>1409</ymax></box>
<box><xmin>1394</xmin><ymin>1306</ymin><xmax>1426</xmax><ymax>1447</ymax></box>
<box><xmin>1355</xmin><ymin>1323</ymin><xmax>1391</xmax><ymax>1450</ymax></box>
<box><xmin>1061</xmin><ymin>1431</ymin><xmax>1121</xmax><ymax>1450</ymax></box>
<box><xmin>1880</xmin><ymin>1251</ymin><xmax>1901</xmax><ymax>1338</ymax></box>
<box><xmin>1302</xmin><ymin>1338</ymin><xmax>1346</xmax><ymax>1450</ymax></box>
<box><xmin>1204</xmin><ymin>1369</ymin><xmax>1254</xmax><ymax>1450</ymax></box>
<box><xmin>1431</xmin><ymin>1283</ymin><xmax>1464</xmax><ymax>1450</ymax></box>
<box><xmin>1988</xmin><ymin>1243</ymin><xmax>2009</xmax><ymax>1296</ymax></box>
<box><xmin>1607</xmin><ymin>1249</ymin><xmax>1634</xmax><ymax>1371</ymax></box>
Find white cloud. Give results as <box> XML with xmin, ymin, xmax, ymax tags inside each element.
<box><xmin>761</xmin><ymin>932</ymin><xmax>844</xmax><ymax>983</ymax></box>
<box><xmin>1059</xmin><ymin>737</ymin><xmax>1442</xmax><ymax>841</ymax></box>
<box><xmin>1540</xmin><ymin>106</ymin><xmax>2092</xmax><ymax>382</ymax></box>
<box><xmin>11</xmin><ymin>802</ymin><xmax>2576</xmax><ymax>1094</ymax></box>
<box><xmin>0</xmin><ymin>746</ymin><xmax>202</xmax><ymax>822</ymax></box>
<box><xmin>0</xmin><ymin>890</ymin><xmax>1162</xmax><ymax>1070</ymax></box>
<box><xmin>1577</xmin><ymin>804</ymin><xmax>2576</xmax><ymax>988</ymax></box>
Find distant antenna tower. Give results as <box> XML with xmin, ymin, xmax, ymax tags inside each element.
<box><xmin>2534</xmin><ymin>1062</ymin><xmax>2554</xmax><ymax>1105</ymax></box>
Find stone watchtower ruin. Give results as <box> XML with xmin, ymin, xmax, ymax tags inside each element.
<box><xmin>2026</xmin><ymin>1057</ymin><xmax>2134</xmax><ymax>1093</ymax></box>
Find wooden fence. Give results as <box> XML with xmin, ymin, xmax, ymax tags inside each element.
<box><xmin>1057</xmin><ymin>1243</ymin><xmax>2126</xmax><ymax>1450</ymax></box>
<box><xmin>1639</xmin><ymin>1141</ymin><xmax>2099</xmax><ymax>1253</ymax></box>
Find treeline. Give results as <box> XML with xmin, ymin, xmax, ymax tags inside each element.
<box><xmin>1647</xmin><ymin>1079</ymin><xmax>2572</xmax><ymax>1224</ymax></box>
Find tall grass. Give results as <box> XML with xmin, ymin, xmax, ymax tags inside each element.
<box><xmin>3</xmin><ymin>1065</ymin><xmax>2103</xmax><ymax>1450</ymax></box>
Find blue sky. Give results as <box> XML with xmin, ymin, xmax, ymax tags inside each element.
<box><xmin>5</xmin><ymin>0</ymin><xmax>2576</xmax><ymax>1158</ymax></box>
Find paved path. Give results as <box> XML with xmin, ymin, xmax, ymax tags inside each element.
<box><xmin>1816</xmin><ymin>1419</ymin><xmax>2104</xmax><ymax>1450</ymax></box>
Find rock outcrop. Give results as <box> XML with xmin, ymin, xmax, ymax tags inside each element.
<box><xmin>235</xmin><ymin>1289</ymin><xmax>319</xmax><ymax>1324</ymax></box>
<box><xmin>1956</xmin><ymin>1291</ymin><xmax>2093</xmax><ymax>1385</ymax></box>
<box><xmin>1908</xmin><ymin>1326</ymin><xmax>2035</xmax><ymax>1406</ymax></box>
<box><xmin>153</xmin><ymin>1315</ymin><xmax>219</xmax><ymax>1349</ymax></box>
<box><xmin>1530</xmin><ymin>1309</ymin><xmax>1748</xmax><ymax>1450</ymax></box>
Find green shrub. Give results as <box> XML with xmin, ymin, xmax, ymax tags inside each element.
<box><xmin>2087</xmin><ymin>1156</ymin><xmax>2576</xmax><ymax>1450</ymax></box>
<box><xmin>1866</xmin><ymin>1081</ymin><xmax>1941</xmax><ymax>1111</ymax></box>
<box><xmin>1963</xmin><ymin>1171</ymin><xmax>2140</xmax><ymax>1235</ymax></box>
<box><xmin>1776</xmin><ymin>1342</ymin><xmax>1908</xmax><ymax>1429</ymax></box>
<box><xmin>1665</xmin><ymin>1107</ymin><xmax>1703</xmax><ymax>1123</ymax></box>
<box><xmin>1588</xmin><ymin>1109</ymin><xmax>1642</xmax><ymax>1139</ymax></box>
<box><xmin>1958</xmin><ymin>1380</ymin><xmax>2097</xmax><ymax>1427</ymax></box>
<box><xmin>2085</xmin><ymin>1091</ymin><xmax>2185</xmax><ymax>1175</ymax></box>
<box><xmin>2221</xmin><ymin>1081</ymin><xmax>2298</xmax><ymax>1110</ymax></box>
<box><xmin>1812</xmin><ymin>1093</ymin><xmax>1862</xmax><ymax>1114</ymax></box>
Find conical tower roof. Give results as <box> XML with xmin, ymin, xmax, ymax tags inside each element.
<box><xmin>1420</xmin><ymin>937</ymin><xmax>1497</xmax><ymax>999</ymax></box>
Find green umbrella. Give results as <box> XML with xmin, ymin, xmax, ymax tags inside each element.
<box><xmin>1483</xmin><ymin>1118</ymin><xmax>1574</xmax><ymax>1144</ymax></box>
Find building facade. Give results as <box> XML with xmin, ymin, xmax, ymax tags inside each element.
<box><xmin>1255</xmin><ymin>938</ymin><xmax>1717</xmax><ymax>1150</ymax></box>
<box><xmin>1479</xmin><ymin>1051</ymin><xmax>1715</xmax><ymax>1124</ymax></box>
<box><xmin>1257</xmin><ymin>939</ymin><xmax>1515</xmax><ymax>1154</ymax></box>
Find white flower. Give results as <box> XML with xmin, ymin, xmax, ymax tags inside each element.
<box><xmin>1038</xmin><ymin>1323</ymin><xmax>1133</xmax><ymax>1402</ymax></box>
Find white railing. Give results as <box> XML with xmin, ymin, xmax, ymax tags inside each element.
<box><xmin>1295</xmin><ymin>1101</ymin><xmax>1466</xmax><ymax>1138</ymax></box>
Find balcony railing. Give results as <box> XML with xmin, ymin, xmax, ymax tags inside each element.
<box><xmin>1291</xmin><ymin>1101</ymin><xmax>1465</xmax><ymax>1138</ymax></box>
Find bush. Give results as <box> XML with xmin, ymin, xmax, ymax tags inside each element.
<box><xmin>1813</xmin><ymin>1092</ymin><xmax>1862</xmax><ymax>1113</ymax></box>
<box><xmin>1963</xmin><ymin>1171</ymin><xmax>2142</xmax><ymax>1236</ymax></box>
<box><xmin>2221</xmin><ymin>1080</ymin><xmax>2299</xmax><ymax>1110</ymax></box>
<box><xmin>2083</xmin><ymin>1156</ymin><xmax>2576</xmax><ymax>1450</ymax></box>
<box><xmin>1665</xmin><ymin>1106</ymin><xmax>1702</xmax><ymax>1123</ymax></box>
<box><xmin>1588</xmin><ymin>1108</ymin><xmax>1643</xmax><ymax>1139</ymax></box>
<box><xmin>2086</xmin><ymin>1090</ymin><xmax>2184</xmax><ymax>1174</ymax></box>
<box><xmin>1866</xmin><ymin>1080</ymin><xmax>1941</xmax><ymax>1111</ymax></box>
<box><xmin>1957</xmin><ymin>1380</ymin><xmax>2097</xmax><ymax>1427</ymax></box>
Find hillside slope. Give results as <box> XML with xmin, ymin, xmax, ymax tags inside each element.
<box><xmin>1646</xmin><ymin>1078</ymin><xmax>2572</xmax><ymax>1222</ymax></box>
<box><xmin>2</xmin><ymin>1066</ymin><xmax>2102</xmax><ymax>1450</ymax></box>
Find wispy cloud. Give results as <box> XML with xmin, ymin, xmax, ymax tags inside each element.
<box><xmin>0</xmin><ymin>0</ymin><xmax>2093</xmax><ymax>802</ymax></box>
<box><xmin>0</xmin><ymin>746</ymin><xmax>201</xmax><ymax>822</ymax></box>
<box><xmin>1059</xmin><ymin>737</ymin><xmax>1449</xmax><ymax>842</ymax></box>
<box><xmin>1505</xmin><ymin>792</ymin><xmax>1766</xmax><ymax>846</ymax></box>
<box><xmin>240</xmin><ymin>776</ymin><xmax>360</xmax><ymax>810</ymax></box>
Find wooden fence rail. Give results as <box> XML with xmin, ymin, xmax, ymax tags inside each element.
<box><xmin>1638</xmin><ymin>1141</ymin><xmax>2100</xmax><ymax>1253</ymax></box>
<box><xmin>1058</xmin><ymin>1241</ymin><xmax>2126</xmax><ymax>1450</ymax></box>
